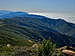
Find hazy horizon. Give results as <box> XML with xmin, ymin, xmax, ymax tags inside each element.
<box><xmin>0</xmin><ymin>0</ymin><xmax>75</xmax><ymax>23</ymax></box>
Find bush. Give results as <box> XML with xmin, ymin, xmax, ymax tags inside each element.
<box><xmin>38</xmin><ymin>39</ymin><xmax>56</xmax><ymax>56</ymax></box>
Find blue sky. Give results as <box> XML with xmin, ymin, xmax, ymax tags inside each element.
<box><xmin>0</xmin><ymin>0</ymin><xmax>75</xmax><ymax>23</ymax></box>
<box><xmin>0</xmin><ymin>0</ymin><xmax>75</xmax><ymax>13</ymax></box>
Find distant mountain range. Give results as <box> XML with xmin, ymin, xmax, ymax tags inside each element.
<box><xmin>0</xmin><ymin>10</ymin><xmax>75</xmax><ymax>47</ymax></box>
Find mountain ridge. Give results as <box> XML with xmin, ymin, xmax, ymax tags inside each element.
<box><xmin>0</xmin><ymin>10</ymin><xmax>75</xmax><ymax>47</ymax></box>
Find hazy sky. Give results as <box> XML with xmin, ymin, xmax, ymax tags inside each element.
<box><xmin>0</xmin><ymin>0</ymin><xmax>75</xmax><ymax>23</ymax></box>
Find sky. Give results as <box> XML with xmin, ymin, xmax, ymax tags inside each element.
<box><xmin>0</xmin><ymin>0</ymin><xmax>75</xmax><ymax>23</ymax></box>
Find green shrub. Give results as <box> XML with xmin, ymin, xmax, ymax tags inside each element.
<box><xmin>38</xmin><ymin>39</ymin><xmax>56</xmax><ymax>56</ymax></box>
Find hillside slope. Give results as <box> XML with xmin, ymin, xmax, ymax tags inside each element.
<box><xmin>0</xmin><ymin>17</ymin><xmax>75</xmax><ymax>47</ymax></box>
